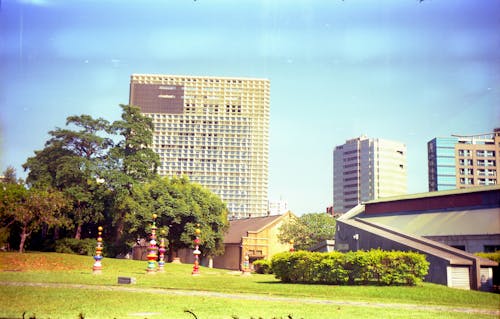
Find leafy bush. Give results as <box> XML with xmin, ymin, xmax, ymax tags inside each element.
<box><xmin>55</xmin><ymin>238</ymin><xmax>97</xmax><ymax>256</ymax></box>
<box><xmin>271</xmin><ymin>249</ymin><xmax>429</xmax><ymax>286</ymax></box>
<box><xmin>475</xmin><ymin>251</ymin><xmax>500</xmax><ymax>263</ymax></box>
<box><xmin>252</xmin><ymin>259</ymin><xmax>272</xmax><ymax>274</ymax></box>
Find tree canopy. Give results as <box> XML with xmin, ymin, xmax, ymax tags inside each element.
<box><xmin>137</xmin><ymin>176</ymin><xmax>228</xmax><ymax>259</ymax></box>
<box><xmin>0</xmin><ymin>183</ymin><xmax>70</xmax><ymax>252</ymax></box>
<box><xmin>6</xmin><ymin>104</ymin><xmax>228</xmax><ymax>257</ymax></box>
<box><xmin>278</xmin><ymin>212</ymin><xmax>336</xmax><ymax>251</ymax></box>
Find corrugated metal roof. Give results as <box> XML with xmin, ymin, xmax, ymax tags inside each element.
<box><xmin>364</xmin><ymin>185</ymin><xmax>500</xmax><ymax>204</ymax></box>
<box><xmin>360</xmin><ymin>207</ymin><xmax>500</xmax><ymax>236</ymax></box>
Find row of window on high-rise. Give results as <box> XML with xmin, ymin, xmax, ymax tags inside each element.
<box><xmin>460</xmin><ymin>178</ymin><xmax>497</xmax><ymax>185</ymax></box>
<box><xmin>459</xmin><ymin>168</ymin><xmax>497</xmax><ymax>176</ymax></box>
<box><xmin>458</xmin><ymin>159</ymin><xmax>496</xmax><ymax>166</ymax></box>
<box><xmin>458</xmin><ymin>150</ymin><xmax>496</xmax><ymax>157</ymax></box>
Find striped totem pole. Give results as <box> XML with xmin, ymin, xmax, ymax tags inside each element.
<box><xmin>146</xmin><ymin>214</ymin><xmax>158</xmax><ymax>273</ymax></box>
<box><xmin>242</xmin><ymin>254</ymin><xmax>251</xmax><ymax>275</ymax></box>
<box><xmin>92</xmin><ymin>226</ymin><xmax>104</xmax><ymax>274</ymax></box>
<box><xmin>192</xmin><ymin>226</ymin><xmax>201</xmax><ymax>275</ymax></box>
<box><xmin>158</xmin><ymin>230</ymin><xmax>167</xmax><ymax>272</ymax></box>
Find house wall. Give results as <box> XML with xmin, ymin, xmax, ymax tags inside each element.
<box><xmin>426</xmin><ymin>234</ymin><xmax>500</xmax><ymax>253</ymax></box>
<box><xmin>212</xmin><ymin>216</ymin><xmax>292</xmax><ymax>271</ymax></box>
<box><xmin>212</xmin><ymin>244</ymin><xmax>241</xmax><ymax>270</ymax></box>
<box><xmin>243</xmin><ymin>219</ymin><xmax>290</xmax><ymax>260</ymax></box>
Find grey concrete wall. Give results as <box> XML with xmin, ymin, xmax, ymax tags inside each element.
<box><xmin>426</xmin><ymin>234</ymin><xmax>500</xmax><ymax>253</ymax></box>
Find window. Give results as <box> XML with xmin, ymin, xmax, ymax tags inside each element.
<box><xmin>484</xmin><ymin>245</ymin><xmax>500</xmax><ymax>253</ymax></box>
<box><xmin>458</xmin><ymin>149</ymin><xmax>471</xmax><ymax>157</ymax></box>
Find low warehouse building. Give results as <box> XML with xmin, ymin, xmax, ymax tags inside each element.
<box><xmin>335</xmin><ymin>186</ymin><xmax>499</xmax><ymax>291</ymax></box>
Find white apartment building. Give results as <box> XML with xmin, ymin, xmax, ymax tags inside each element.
<box><xmin>333</xmin><ymin>136</ymin><xmax>407</xmax><ymax>215</ymax></box>
<box><xmin>268</xmin><ymin>199</ymin><xmax>289</xmax><ymax>216</ymax></box>
<box><xmin>129</xmin><ymin>74</ymin><xmax>270</xmax><ymax>218</ymax></box>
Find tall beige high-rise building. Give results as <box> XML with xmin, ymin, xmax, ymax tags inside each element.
<box><xmin>129</xmin><ymin>74</ymin><xmax>270</xmax><ymax>218</ymax></box>
<box><xmin>333</xmin><ymin>136</ymin><xmax>407</xmax><ymax>215</ymax></box>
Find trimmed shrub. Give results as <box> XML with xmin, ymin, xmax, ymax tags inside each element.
<box><xmin>253</xmin><ymin>259</ymin><xmax>272</xmax><ymax>274</ymax></box>
<box><xmin>270</xmin><ymin>249</ymin><xmax>429</xmax><ymax>286</ymax></box>
<box><xmin>270</xmin><ymin>252</ymin><xmax>293</xmax><ymax>282</ymax></box>
<box><xmin>55</xmin><ymin>238</ymin><xmax>97</xmax><ymax>256</ymax></box>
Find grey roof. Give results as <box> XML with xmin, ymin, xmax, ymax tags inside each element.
<box><xmin>360</xmin><ymin>207</ymin><xmax>500</xmax><ymax>237</ymax></box>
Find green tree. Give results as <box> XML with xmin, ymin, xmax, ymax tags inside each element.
<box><xmin>0</xmin><ymin>183</ymin><xmax>26</xmax><ymax>249</ymax></box>
<box><xmin>2</xmin><ymin>166</ymin><xmax>20</xmax><ymax>184</ymax></box>
<box><xmin>0</xmin><ymin>185</ymin><xmax>70</xmax><ymax>252</ymax></box>
<box><xmin>23</xmin><ymin>115</ymin><xmax>112</xmax><ymax>239</ymax></box>
<box><xmin>139</xmin><ymin>176</ymin><xmax>228</xmax><ymax>260</ymax></box>
<box><xmin>102</xmin><ymin>105</ymin><xmax>160</xmax><ymax>251</ymax></box>
<box><xmin>109</xmin><ymin>104</ymin><xmax>160</xmax><ymax>182</ymax></box>
<box><xmin>278</xmin><ymin>212</ymin><xmax>336</xmax><ymax>251</ymax></box>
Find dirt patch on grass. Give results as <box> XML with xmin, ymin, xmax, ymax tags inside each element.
<box><xmin>0</xmin><ymin>253</ymin><xmax>83</xmax><ymax>272</ymax></box>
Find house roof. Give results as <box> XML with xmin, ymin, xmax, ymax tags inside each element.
<box><xmin>224</xmin><ymin>213</ymin><xmax>292</xmax><ymax>244</ymax></box>
<box><xmin>359</xmin><ymin>207</ymin><xmax>500</xmax><ymax>237</ymax></box>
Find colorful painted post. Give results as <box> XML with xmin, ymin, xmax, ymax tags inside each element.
<box><xmin>192</xmin><ymin>226</ymin><xmax>201</xmax><ymax>275</ymax></box>
<box><xmin>146</xmin><ymin>214</ymin><xmax>158</xmax><ymax>274</ymax></box>
<box><xmin>242</xmin><ymin>254</ymin><xmax>251</xmax><ymax>276</ymax></box>
<box><xmin>92</xmin><ymin>226</ymin><xmax>104</xmax><ymax>274</ymax></box>
<box><xmin>289</xmin><ymin>239</ymin><xmax>295</xmax><ymax>253</ymax></box>
<box><xmin>158</xmin><ymin>230</ymin><xmax>166</xmax><ymax>272</ymax></box>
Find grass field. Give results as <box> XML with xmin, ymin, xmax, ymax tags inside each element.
<box><xmin>0</xmin><ymin>252</ymin><xmax>499</xmax><ymax>319</ymax></box>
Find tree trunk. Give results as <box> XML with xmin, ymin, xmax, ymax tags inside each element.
<box><xmin>168</xmin><ymin>246</ymin><xmax>178</xmax><ymax>262</ymax></box>
<box><xmin>74</xmin><ymin>223</ymin><xmax>82</xmax><ymax>240</ymax></box>
<box><xmin>19</xmin><ymin>227</ymin><xmax>29</xmax><ymax>253</ymax></box>
<box><xmin>53</xmin><ymin>226</ymin><xmax>60</xmax><ymax>241</ymax></box>
<box><xmin>114</xmin><ymin>212</ymin><xmax>125</xmax><ymax>247</ymax></box>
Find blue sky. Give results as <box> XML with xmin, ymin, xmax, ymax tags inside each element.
<box><xmin>1</xmin><ymin>0</ymin><xmax>499</xmax><ymax>215</ymax></box>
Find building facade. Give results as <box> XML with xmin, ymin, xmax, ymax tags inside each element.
<box><xmin>212</xmin><ymin>212</ymin><xmax>294</xmax><ymax>270</ymax></box>
<box><xmin>333</xmin><ymin>136</ymin><xmax>407</xmax><ymax>215</ymax></box>
<box><xmin>129</xmin><ymin>74</ymin><xmax>270</xmax><ymax>218</ymax></box>
<box><xmin>335</xmin><ymin>186</ymin><xmax>500</xmax><ymax>291</ymax></box>
<box><xmin>428</xmin><ymin>129</ymin><xmax>500</xmax><ymax>191</ymax></box>
<box><xmin>268</xmin><ymin>199</ymin><xmax>288</xmax><ymax>216</ymax></box>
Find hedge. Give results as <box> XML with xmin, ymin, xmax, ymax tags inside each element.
<box><xmin>252</xmin><ymin>259</ymin><xmax>273</xmax><ymax>274</ymax></box>
<box><xmin>271</xmin><ymin>249</ymin><xmax>429</xmax><ymax>286</ymax></box>
<box><xmin>55</xmin><ymin>238</ymin><xmax>97</xmax><ymax>256</ymax></box>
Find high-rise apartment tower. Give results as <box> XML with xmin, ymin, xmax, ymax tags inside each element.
<box><xmin>428</xmin><ymin>129</ymin><xmax>500</xmax><ymax>191</ymax></box>
<box><xmin>333</xmin><ymin>136</ymin><xmax>407</xmax><ymax>215</ymax></box>
<box><xmin>129</xmin><ymin>74</ymin><xmax>270</xmax><ymax>218</ymax></box>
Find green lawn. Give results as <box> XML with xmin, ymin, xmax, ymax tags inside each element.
<box><xmin>0</xmin><ymin>252</ymin><xmax>499</xmax><ymax>319</ymax></box>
